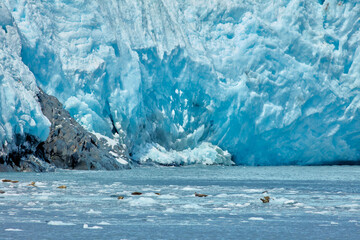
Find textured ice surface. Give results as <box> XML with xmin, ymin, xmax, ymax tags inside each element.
<box><xmin>136</xmin><ymin>142</ymin><xmax>233</xmax><ymax>166</ymax></box>
<box><xmin>0</xmin><ymin>166</ymin><xmax>360</xmax><ymax>239</ymax></box>
<box><xmin>1</xmin><ymin>0</ymin><xmax>360</xmax><ymax>165</ymax></box>
<box><xmin>0</xmin><ymin>3</ymin><xmax>50</xmax><ymax>146</ymax></box>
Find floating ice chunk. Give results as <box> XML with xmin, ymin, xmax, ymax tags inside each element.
<box><xmin>284</xmin><ymin>200</ymin><xmax>296</xmax><ymax>205</ymax></box>
<box><xmin>98</xmin><ymin>221</ymin><xmax>111</xmax><ymax>225</ymax></box>
<box><xmin>248</xmin><ymin>217</ymin><xmax>264</xmax><ymax>221</ymax></box>
<box><xmin>86</xmin><ymin>209</ymin><xmax>102</xmax><ymax>214</ymax></box>
<box><xmin>29</xmin><ymin>220</ymin><xmax>41</xmax><ymax>223</ymax></box>
<box><xmin>164</xmin><ymin>208</ymin><xmax>175</xmax><ymax>213</ymax></box>
<box><xmin>47</xmin><ymin>221</ymin><xmax>75</xmax><ymax>226</ymax></box>
<box><xmin>83</xmin><ymin>224</ymin><xmax>103</xmax><ymax>229</ymax></box>
<box><xmin>235</xmin><ymin>203</ymin><xmax>251</xmax><ymax>208</ymax></box>
<box><xmin>216</xmin><ymin>193</ymin><xmax>228</xmax><ymax>198</ymax></box>
<box><xmin>243</xmin><ymin>189</ymin><xmax>263</xmax><ymax>193</ymax></box>
<box><xmin>272</xmin><ymin>197</ymin><xmax>295</xmax><ymax>205</ymax></box>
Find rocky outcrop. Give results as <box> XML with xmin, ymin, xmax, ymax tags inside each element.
<box><xmin>0</xmin><ymin>133</ymin><xmax>55</xmax><ymax>172</ymax></box>
<box><xmin>0</xmin><ymin>89</ymin><xmax>130</xmax><ymax>172</ymax></box>
<box><xmin>36</xmin><ymin>88</ymin><xmax>130</xmax><ymax>170</ymax></box>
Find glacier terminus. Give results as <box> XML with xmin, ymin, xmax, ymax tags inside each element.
<box><xmin>0</xmin><ymin>0</ymin><xmax>360</xmax><ymax>169</ymax></box>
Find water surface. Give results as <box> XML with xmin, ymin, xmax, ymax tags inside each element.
<box><xmin>1</xmin><ymin>166</ymin><xmax>360</xmax><ymax>239</ymax></box>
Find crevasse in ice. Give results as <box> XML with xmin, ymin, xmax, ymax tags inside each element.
<box><xmin>1</xmin><ymin>0</ymin><xmax>360</xmax><ymax>165</ymax></box>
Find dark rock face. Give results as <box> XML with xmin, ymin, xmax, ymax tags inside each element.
<box><xmin>0</xmin><ymin>133</ymin><xmax>54</xmax><ymax>172</ymax></box>
<box><xmin>36</xmin><ymin>88</ymin><xmax>130</xmax><ymax>170</ymax></box>
<box><xmin>0</xmin><ymin>89</ymin><xmax>130</xmax><ymax>172</ymax></box>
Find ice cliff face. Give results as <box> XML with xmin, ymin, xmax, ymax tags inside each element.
<box><xmin>0</xmin><ymin>3</ymin><xmax>50</xmax><ymax>150</ymax></box>
<box><xmin>1</xmin><ymin>0</ymin><xmax>360</xmax><ymax>166</ymax></box>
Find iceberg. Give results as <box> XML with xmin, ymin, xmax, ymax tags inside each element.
<box><xmin>1</xmin><ymin>0</ymin><xmax>360</xmax><ymax>167</ymax></box>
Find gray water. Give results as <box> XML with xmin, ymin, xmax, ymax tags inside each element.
<box><xmin>1</xmin><ymin>166</ymin><xmax>360</xmax><ymax>239</ymax></box>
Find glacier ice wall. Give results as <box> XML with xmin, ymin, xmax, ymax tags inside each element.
<box><xmin>1</xmin><ymin>0</ymin><xmax>360</xmax><ymax>165</ymax></box>
<box><xmin>0</xmin><ymin>2</ymin><xmax>50</xmax><ymax>149</ymax></box>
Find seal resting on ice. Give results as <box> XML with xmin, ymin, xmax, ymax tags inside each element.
<box><xmin>195</xmin><ymin>192</ymin><xmax>208</xmax><ymax>197</ymax></box>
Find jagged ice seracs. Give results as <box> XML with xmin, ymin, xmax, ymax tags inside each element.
<box><xmin>0</xmin><ymin>0</ymin><xmax>360</xmax><ymax>166</ymax></box>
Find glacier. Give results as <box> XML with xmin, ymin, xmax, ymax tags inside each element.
<box><xmin>0</xmin><ymin>0</ymin><xmax>360</xmax><ymax>167</ymax></box>
<box><xmin>0</xmin><ymin>2</ymin><xmax>50</xmax><ymax>151</ymax></box>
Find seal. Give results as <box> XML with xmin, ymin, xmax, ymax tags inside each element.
<box><xmin>131</xmin><ymin>192</ymin><xmax>142</xmax><ymax>195</ymax></box>
<box><xmin>57</xmin><ymin>185</ymin><xmax>67</xmax><ymax>189</ymax></box>
<box><xmin>117</xmin><ymin>196</ymin><xmax>124</xmax><ymax>199</ymax></box>
<box><xmin>260</xmin><ymin>196</ymin><xmax>270</xmax><ymax>203</ymax></box>
<box><xmin>195</xmin><ymin>192</ymin><xmax>208</xmax><ymax>197</ymax></box>
<box><xmin>28</xmin><ymin>182</ymin><xmax>36</xmax><ymax>187</ymax></box>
